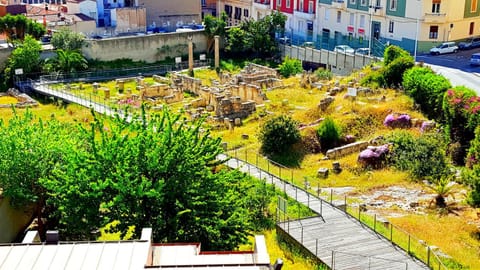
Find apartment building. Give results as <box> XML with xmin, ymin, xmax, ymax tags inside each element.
<box><xmin>140</xmin><ymin>0</ymin><xmax>201</xmax><ymax>31</ymax></box>
<box><xmin>272</xmin><ymin>0</ymin><xmax>316</xmax><ymax>43</ymax></box>
<box><xmin>316</xmin><ymin>0</ymin><xmax>480</xmax><ymax>54</ymax></box>
<box><xmin>252</xmin><ymin>0</ymin><xmax>271</xmax><ymax>20</ymax></box>
<box><xmin>217</xmin><ymin>0</ymin><xmax>251</xmax><ymax>25</ymax></box>
<box><xmin>202</xmin><ymin>0</ymin><xmax>217</xmax><ymax>18</ymax></box>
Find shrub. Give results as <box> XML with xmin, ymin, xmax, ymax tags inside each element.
<box><xmin>258</xmin><ymin>115</ymin><xmax>301</xmax><ymax>156</ymax></box>
<box><xmin>382</xmin><ymin>56</ymin><xmax>414</xmax><ymax>88</ymax></box>
<box><xmin>461</xmin><ymin>168</ymin><xmax>480</xmax><ymax>207</ymax></box>
<box><xmin>315</xmin><ymin>68</ymin><xmax>333</xmax><ymax>80</ymax></box>
<box><xmin>360</xmin><ymin>69</ymin><xmax>386</xmax><ymax>89</ymax></box>
<box><xmin>403</xmin><ymin>66</ymin><xmax>451</xmax><ymax>121</ymax></box>
<box><xmin>316</xmin><ymin>117</ymin><xmax>342</xmax><ymax>151</ymax></box>
<box><xmin>443</xmin><ymin>87</ymin><xmax>480</xmax><ymax>165</ymax></box>
<box><xmin>386</xmin><ymin>131</ymin><xmax>449</xmax><ymax>180</ymax></box>
<box><xmin>383</xmin><ymin>45</ymin><xmax>412</xmax><ymax>65</ymax></box>
<box><xmin>278</xmin><ymin>56</ymin><xmax>303</xmax><ymax>78</ymax></box>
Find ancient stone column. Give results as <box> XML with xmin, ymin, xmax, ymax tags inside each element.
<box><xmin>214</xmin><ymin>35</ymin><xmax>220</xmax><ymax>69</ymax></box>
<box><xmin>188</xmin><ymin>37</ymin><xmax>194</xmax><ymax>74</ymax></box>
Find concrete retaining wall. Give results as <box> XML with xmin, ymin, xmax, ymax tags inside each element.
<box><xmin>82</xmin><ymin>30</ymin><xmax>209</xmax><ymax>63</ymax></box>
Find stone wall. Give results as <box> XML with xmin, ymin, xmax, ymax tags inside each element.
<box><xmin>326</xmin><ymin>141</ymin><xmax>370</xmax><ymax>159</ymax></box>
<box><xmin>81</xmin><ymin>30</ymin><xmax>208</xmax><ymax>63</ymax></box>
<box><xmin>0</xmin><ymin>47</ymin><xmax>12</xmax><ymax>70</ymax></box>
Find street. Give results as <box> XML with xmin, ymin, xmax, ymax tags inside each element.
<box><xmin>416</xmin><ymin>48</ymin><xmax>480</xmax><ymax>95</ymax></box>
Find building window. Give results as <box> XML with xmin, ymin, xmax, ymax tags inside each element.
<box><xmin>472</xmin><ymin>0</ymin><xmax>478</xmax><ymax>12</ymax></box>
<box><xmin>286</xmin><ymin>0</ymin><xmax>290</xmax><ymax>8</ymax></box>
<box><xmin>244</xmin><ymin>9</ymin><xmax>249</xmax><ymax>17</ymax></box>
<box><xmin>470</xmin><ymin>22</ymin><xmax>475</xmax><ymax>35</ymax></box>
<box><xmin>299</xmin><ymin>0</ymin><xmax>304</xmax><ymax>11</ymax></box>
<box><xmin>350</xmin><ymin>0</ymin><xmax>355</xmax><ymax>4</ymax></box>
<box><xmin>325</xmin><ymin>9</ymin><xmax>329</xmax><ymax>21</ymax></box>
<box><xmin>225</xmin><ymin>5</ymin><xmax>232</xmax><ymax>18</ymax></box>
<box><xmin>235</xmin><ymin>7</ymin><xmax>241</xmax><ymax>20</ymax></box>
<box><xmin>376</xmin><ymin>0</ymin><xmax>381</xmax><ymax>7</ymax></box>
<box><xmin>429</xmin><ymin>25</ymin><xmax>438</xmax><ymax>39</ymax></box>
<box><xmin>349</xmin><ymin>13</ymin><xmax>354</xmax><ymax>25</ymax></box>
<box><xmin>308</xmin><ymin>1</ymin><xmax>313</xmax><ymax>13</ymax></box>
<box><xmin>360</xmin><ymin>14</ymin><xmax>365</xmax><ymax>28</ymax></box>
<box><xmin>388</xmin><ymin>21</ymin><xmax>394</xmax><ymax>33</ymax></box>
<box><xmin>432</xmin><ymin>0</ymin><xmax>440</xmax><ymax>13</ymax></box>
<box><xmin>361</xmin><ymin>0</ymin><xmax>367</xmax><ymax>6</ymax></box>
<box><xmin>277</xmin><ymin>0</ymin><xmax>281</xmax><ymax>7</ymax></box>
<box><xmin>390</xmin><ymin>0</ymin><xmax>397</xmax><ymax>11</ymax></box>
<box><xmin>337</xmin><ymin>11</ymin><xmax>341</xmax><ymax>23</ymax></box>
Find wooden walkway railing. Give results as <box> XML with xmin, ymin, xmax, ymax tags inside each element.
<box><xmin>218</xmin><ymin>152</ymin><xmax>439</xmax><ymax>270</ymax></box>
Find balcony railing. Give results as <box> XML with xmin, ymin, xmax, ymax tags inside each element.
<box><xmin>423</xmin><ymin>12</ymin><xmax>446</xmax><ymax>23</ymax></box>
<box><xmin>254</xmin><ymin>0</ymin><xmax>270</xmax><ymax>5</ymax></box>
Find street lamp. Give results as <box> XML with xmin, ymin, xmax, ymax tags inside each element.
<box><xmin>368</xmin><ymin>6</ymin><xmax>374</xmax><ymax>56</ymax></box>
<box><xmin>414</xmin><ymin>18</ymin><xmax>419</xmax><ymax>62</ymax></box>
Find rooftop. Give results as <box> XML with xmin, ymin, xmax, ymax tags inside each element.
<box><xmin>0</xmin><ymin>229</ymin><xmax>271</xmax><ymax>270</ymax></box>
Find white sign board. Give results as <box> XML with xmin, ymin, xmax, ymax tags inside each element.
<box><xmin>14</xmin><ymin>68</ymin><xmax>23</xmax><ymax>75</ymax></box>
<box><xmin>347</xmin><ymin>87</ymin><xmax>357</xmax><ymax>97</ymax></box>
<box><xmin>175</xmin><ymin>57</ymin><xmax>182</xmax><ymax>64</ymax></box>
<box><xmin>199</xmin><ymin>54</ymin><xmax>206</xmax><ymax>61</ymax></box>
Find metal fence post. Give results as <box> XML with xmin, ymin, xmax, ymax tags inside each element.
<box><xmin>344</xmin><ymin>195</ymin><xmax>347</xmax><ymax>212</ymax></box>
<box><xmin>291</xmin><ymin>170</ymin><xmax>293</xmax><ymax>183</ymax></box>
<box><xmin>316</xmin><ymin>239</ymin><xmax>318</xmax><ymax>256</ymax></box>
<box><xmin>308</xmin><ymin>192</ymin><xmax>310</xmax><ymax>208</ymax></box>
<box><xmin>331</xmin><ymin>250</ymin><xmax>334</xmax><ymax>269</ymax></box>
<box><xmin>330</xmin><ymin>189</ymin><xmax>333</xmax><ymax>203</ymax></box>
<box><xmin>390</xmin><ymin>224</ymin><xmax>393</xmax><ymax>241</ymax></box>
<box><xmin>408</xmin><ymin>234</ymin><xmax>410</xmax><ymax>254</ymax></box>
<box><xmin>427</xmin><ymin>246</ymin><xmax>431</xmax><ymax>266</ymax></box>
<box><xmin>320</xmin><ymin>199</ymin><xmax>323</xmax><ymax>215</ymax></box>
<box><xmin>287</xmin><ymin>218</ymin><xmax>290</xmax><ymax>234</ymax></box>
<box><xmin>301</xmin><ymin>226</ymin><xmax>304</xmax><ymax>244</ymax></box>
<box><xmin>374</xmin><ymin>214</ymin><xmax>377</xmax><ymax>232</ymax></box>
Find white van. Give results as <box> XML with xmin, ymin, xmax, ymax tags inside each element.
<box><xmin>430</xmin><ymin>42</ymin><xmax>458</xmax><ymax>55</ymax></box>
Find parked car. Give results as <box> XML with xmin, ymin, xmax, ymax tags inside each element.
<box><xmin>355</xmin><ymin>47</ymin><xmax>370</xmax><ymax>55</ymax></box>
<box><xmin>278</xmin><ymin>37</ymin><xmax>291</xmax><ymax>45</ymax></box>
<box><xmin>334</xmin><ymin>45</ymin><xmax>355</xmax><ymax>54</ymax></box>
<box><xmin>470</xmin><ymin>53</ymin><xmax>480</xmax><ymax>66</ymax></box>
<box><xmin>429</xmin><ymin>42</ymin><xmax>458</xmax><ymax>55</ymax></box>
<box><xmin>301</xmin><ymin>41</ymin><xmax>315</xmax><ymax>48</ymax></box>
<box><xmin>458</xmin><ymin>36</ymin><xmax>480</xmax><ymax>50</ymax></box>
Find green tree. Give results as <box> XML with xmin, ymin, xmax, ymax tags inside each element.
<box><xmin>46</xmin><ymin>49</ymin><xmax>88</xmax><ymax>73</ymax></box>
<box><xmin>0</xmin><ymin>110</ymin><xmax>79</xmax><ymax>237</ymax></box>
<box><xmin>258</xmin><ymin>115</ymin><xmax>301</xmax><ymax>156</ymax></box>
<box><xmin>42</xmin><ymin>108</ymin><xmax>256</xmax><ymax>250</ymax></box>
<box><xmin>203</xmin><ymin>13</ymin><xmax>227</xmax><ymax>54</ymax></box>
<box><xmin>51</xmin><ymin>27</ymin><xmax>85</xmax><ymax>51</ymax></box>
<box><xmin>225</xmin><ymin>27</ymin><xmax>248</xmax><ymax>54</ymax></box>
<box><xmin>4</xmin><ymin>35</ymin><xmax>42</xmax><ymax>84</ymax></box>
<box><xmin>0</xmin><ymin>14</ymin><xmax>45</xmax><ymax>41</ymax></box>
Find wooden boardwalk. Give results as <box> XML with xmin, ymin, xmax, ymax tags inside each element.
<box><xmin>218</xmin><ymin>154</ymin><xmax>429</xmax><ymax>270</ymax></box>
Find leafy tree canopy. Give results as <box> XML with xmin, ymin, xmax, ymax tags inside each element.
<box><xmin>51</xmin><ymin>27</ymin><xmax>85</xmax><ymax>51</ymax></box>
<box><xmin>0</xmin><ymin>14</ymin><xmax>45</xmax><ymax>41</ymax></box>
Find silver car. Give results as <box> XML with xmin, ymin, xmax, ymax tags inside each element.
<box><xmin>334</xmin><ymin>45</ymin><xmax>355</xmax><ymax>54</ymax></box>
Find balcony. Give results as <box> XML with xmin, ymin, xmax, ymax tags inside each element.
<box><xmin>253</xmin><ymin>0</ymin><xmax>270</xmax><ymax>5</ymax></box>
<box><xmin>294</xmin><ymin>9</ymin><xmax>315</xmax><ymax>20</ymax></box>
<box><xmin>423</xmin><ymin>12</ymin><xmax>447</xmax><ymax>23</ymax></box>
<box><xmin>331</xmin><ymin>0</ymin><xmax>346</xmax><ymax>9</ymax></box>
<box><xmin>370</xmin><ymin>5</ymin><xmax>385</xmax><ymax>16</ymax></box>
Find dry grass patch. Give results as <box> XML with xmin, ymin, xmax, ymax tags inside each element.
<box><xmin>390</xmin><ymin>213</ymin><xmax>480</xmax><ymax>269</ymax></box>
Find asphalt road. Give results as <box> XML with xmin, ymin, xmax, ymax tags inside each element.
<box><xmin>416</xmin><ymin>48</ymin><xmax>480</xmax><ymax>95</ymax></box>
